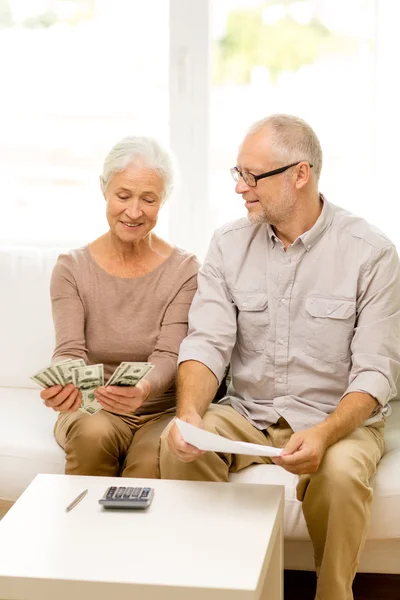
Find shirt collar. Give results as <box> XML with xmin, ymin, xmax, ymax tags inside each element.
<box><xmin>266</xmin><ymin>194</ymin><xmax>333</xmax><ymax>251</ymax></box>
<box><xmin>299</xmin><ymin>194</ymin><xmax>333</xmax><ymax>251</ymax></box>
<box><xmin>266</xmin><ymin>222</ymin><xmax>277</xmax><ymax>246</ymax></box>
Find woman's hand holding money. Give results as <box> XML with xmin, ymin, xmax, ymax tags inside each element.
<box><xmin>40</xmin><ymin>383</ymin><xmax>82</xmax><ymax>412</ymax></box>
<box><xmin>94</xmin><ymin>379</ymin><xmax>151</xmax><ymax>415</ymax></box>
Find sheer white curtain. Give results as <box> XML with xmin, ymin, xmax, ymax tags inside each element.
<box><xmin>0</xmin><ymin>0</ymin><xmax>169</xmax><ymax>247</ymax></box>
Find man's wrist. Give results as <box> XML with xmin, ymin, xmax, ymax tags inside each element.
<box><xmin>314</xmin><ymin>420</ymin><xmax>336</xmax><ymax>448</ymax></box>
<box><xmin>313</xmin><ymin>391</ymin><xmax>378</xmax><ymax>448</ymax></box>
<box><xmin>176</xmin><ymin>408</ymin><xmax>200</xmax><ymax>420</ymax></box>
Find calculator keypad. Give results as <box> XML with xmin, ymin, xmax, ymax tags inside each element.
<box><xmin>106</xmin><ymin>486</ymin><xmax>117</xmax><ymax>499</ymax></box>
<box><xmin>101</xmin><ymin>486</ymin><xmax>154</xmax><ymax>507</ymax></box>
<box><xmin>115</xmin><ymin>487</ymin><xmax>126</xmax><ymax>499</ymax></box>
<box><xmin>123</xmin><ymin>487</ymin><xmax>133</xmax><ymax>498</ymax></box>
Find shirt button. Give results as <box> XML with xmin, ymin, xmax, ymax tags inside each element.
<box><xmin>279</xmin><ymin>338</ymin><xmax>284</xmax><ymax>345</ymax></box>
<box><xmin>278</xmin><ymin>377</ymin><xmax>283</xmax><ymax>383</ymax></box>
<box><xmin>307</xmin><ymin>244</ymin><xmax>311</xmax><ymax>250</ymax></box>
<box><xmin>326</xmin><ymin>308</ymin><xmax>332</xmax><ymax>315</ymax></box>
<box><xmin>281</xmin><ymin>299</ymin><xmax>286</xmax><ymax>305</ymax></box>
<box><xmin>242</xmin><ymin>302</ymin><xmax>248</xmax><ymax>307</ymax></box>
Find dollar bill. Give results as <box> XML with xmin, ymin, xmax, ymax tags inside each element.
<box><xmin>32</xmin><ymin>360</ymin><xmax>154</xmax><ymax>416</ymax></box>
<box><xmin>31</xmin><ymin>370</ymin><xmax>58</xmax><ymax>389</ymax></box>
<box><xmin>31</xmin><ymin>359</ymin><xmax>72</xmax><ymax>388</ymax></box>
<box><xmin>54</xmin><ymin>359</ymin><xmax>85</xmax><ymax>385</ymax></box>
<box><xmin>72</xmin><ymin>364</ymin><xmax>104</xmax><ymax>415</ymax></box>
<box><xmin>106</xmin><ymin>362</ymin><xmax>154</xmax><ymax>387</ymax></box>
<box><xmin>106</xmin><ymin>363</ymin><xmax>128</xmax><ymax>386</ymax></box>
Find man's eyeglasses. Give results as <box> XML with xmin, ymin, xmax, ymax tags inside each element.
<box><xmin>230</xmin><ymin>161</ymin><xmax>313</xmax><ymax>187</ymax></box>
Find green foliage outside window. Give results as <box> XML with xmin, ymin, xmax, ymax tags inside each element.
<box><xmin>0</xmin><ymin>0</ymin><xmax>12</xmax><ymax>27</ymax></box>
<box><xmin>0</xmin><ymin>0</ymin><xmax>95</xmax><ymax>28</ymax></box>
<box><xmin>214</xmin><ymin>4</ymin><xmax>360</xmax><ymax>85</ymax></box>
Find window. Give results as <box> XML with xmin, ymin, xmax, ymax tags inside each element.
<box><xmin>208</xmin><ymin>0</ymin><xmax>400</xmax><ymax>257</ymax></box>
<box><xmin>0</xmin><ymin>0</ymin><xmax>169</xmax><ymax>245</ymax></box>
<box><xmin>2</xmin><ymin>1</ymin><xmax>400</xmax><ymax>260</ymax></box>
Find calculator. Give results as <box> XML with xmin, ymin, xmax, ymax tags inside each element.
<box><xmin>99</xmin><ymin>486</ymin><xmax>155</xmax><ymax>509</ymax></box>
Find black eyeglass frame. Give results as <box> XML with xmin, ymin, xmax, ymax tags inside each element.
<box><xmin>230</xmin><ymin>161</ymin><xmax>313</xmax><ymax>187</ymax></box>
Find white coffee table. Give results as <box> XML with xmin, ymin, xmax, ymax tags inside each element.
<box><xmin>0</xmin><ymin>474</ymin><xmax>284</xmax><ymax>600</ymax></box>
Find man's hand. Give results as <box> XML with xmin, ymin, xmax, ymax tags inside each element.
<box><xmin>272</xmin><ymin>426</ymin><xmax>329</xmax><ymax>475</ymax></box>
<box><xmin>94</xmin><ymin>379</ymin><xmax>151</xmax><ymax>415</ymax></box>
<box><xmin>167</xmin><ymin>413</ymin><xmax>207</xmax><ymax>463</ymax></box>
<box><xmin>40</xmin><ymin>383</ymin><xmax>82</xmax><ymax>412</ymax></box>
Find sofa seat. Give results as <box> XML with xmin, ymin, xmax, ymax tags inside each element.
<box><xmin>231</xmin><ymin>401</ymin><xmax>400</xmax><ymax>542</ymax></box>
<box><xmin>1</xmin><ymin>387</ymin><xmax>399</xmax><ymax>572</ymax></box>
<box><xmin>2</xmin><ymin>385</ymin><xmax>399</xmax><ymax>541</ymax></box>
<box><xmin>0</xmin><ymin>388</ymin><xmax>64</xmax><ymax>501</ymax></box>
<box><xmin>231</xmin><ymin>401</ymin><xmax>400</xmax><ymax>573</ymax></box>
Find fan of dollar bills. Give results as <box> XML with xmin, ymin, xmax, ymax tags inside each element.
<box><xmin>31</xmin><ymin>360</ymin><xmax>154</xmax><ymax>416</ymax></box>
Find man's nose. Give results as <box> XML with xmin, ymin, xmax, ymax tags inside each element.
<box><xmin>235</xmin><ymin>176</ymin><xmax>250</xmax><ymax>194</ymax></box>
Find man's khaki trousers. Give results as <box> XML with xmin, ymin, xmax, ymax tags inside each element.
<box><xmin>55</xmin><ymin>408</ymin><xmax>174</xmax><ymax>478</ymax></box>
<box><xmin>159</xmin><ymin>404</ymin><xmax>385</xmax><ymax>600</ymax></box>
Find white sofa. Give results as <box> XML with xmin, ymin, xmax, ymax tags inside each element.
<box><xmin>1</xmin><ymin>245</ymin><xmax>399</xmax><ymax>574</ymax></box>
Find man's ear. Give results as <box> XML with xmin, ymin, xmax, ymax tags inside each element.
<box><xmin>295</xmin><ymin>162</ymin><xmax>311</xmax><ymax>190</ymax></box>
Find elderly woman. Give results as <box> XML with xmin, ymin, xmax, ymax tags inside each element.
<box><xmin>40</xmin><ymin>136</ymin><xmax>199</xmax><ymax>478</ymax></box>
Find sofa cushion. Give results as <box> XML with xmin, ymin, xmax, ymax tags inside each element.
<box><xmin>0</xmin><ymin>246</ymin><xmax>68</xmax><ymax>388</ymax></box>
<box><xmin>230</xmin><ymin>401</ymin><xmax>400</xmax><ymax>541</ymax></box>
<box><xmin>2</xmin><ymin>384</ymin><xmax>399</xmax><ymax>543</ymax></box>
<box><xmin>0</xmin><ymin>388</ymin><xmax>64</xmax><ymax>501</ymax></box>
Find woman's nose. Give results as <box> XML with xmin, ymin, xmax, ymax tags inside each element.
<box><xmin>125</xmin><ymin>200</ymin><xmax>143</xmax><ymax>219</ymax></box>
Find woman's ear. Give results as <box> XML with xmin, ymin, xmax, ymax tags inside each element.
<box><xmin>100</xmin><ymin>176</ymin><xmax>106</xmax><ymax>200</ymax></box>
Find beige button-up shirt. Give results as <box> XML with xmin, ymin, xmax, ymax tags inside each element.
<box><xmin>178</xmin><ymin>197</ymin><xmax>400</xmax><ymax>431</ymax></box>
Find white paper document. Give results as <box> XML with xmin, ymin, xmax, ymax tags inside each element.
<box><xmin>175</xmin><ymin>418</ymin><xmax>282</xmax><ymax>457</ymax></box>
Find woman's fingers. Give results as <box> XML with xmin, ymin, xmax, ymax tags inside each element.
<box><xmin>43</xmin><ymin>384</ymin><xmax>77</xmax><ymax>409</ymax></box>
<box><xmin>40</xmin><ymin>385</ymin><xmax>63</xmax><ymax>401</ymax></box>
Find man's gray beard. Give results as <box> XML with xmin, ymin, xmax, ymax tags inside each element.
<box><xmin>247</xmin><ymin>185</ymin><xmax>296</xmax><ymax>226</ymax></box>
<box><xmin>247</xmin><ymin>210</ymin><xmax>270</xmax><ymax>225</ymax></box>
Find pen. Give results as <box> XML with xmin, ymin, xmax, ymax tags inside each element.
<box><xmin>66</xmin><ymin>489</ymin><xmax>88</xmax><ymax>512</ymax></box>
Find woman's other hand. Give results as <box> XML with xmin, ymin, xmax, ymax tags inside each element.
<box><xmin>40</xmin><ymin>384</ymin><xmax>82</xmax><ymax>412</ymax></box>
<box><xmin>94</xmin><ymin>379</ymin><xmax>151</xmax><ymax>415</ymax></box>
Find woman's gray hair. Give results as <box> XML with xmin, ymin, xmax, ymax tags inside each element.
<box><xmin>248</xmin><ymin>114</ymin><xmax>323</xmax><ymax>182</ymax></box>
<box><xmin>101</xmin><ymin>136</ymin><xmax>175</xmax><ymax>199</ymax></box>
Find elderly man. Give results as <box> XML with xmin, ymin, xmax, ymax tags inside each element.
<box><xmin>159</xmin><ymin>114</ymin><xmax>400</xmax><ymax>600</ymax></box>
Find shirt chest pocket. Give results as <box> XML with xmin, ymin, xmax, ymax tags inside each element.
<box><xmin>232</xmin><ymin>291</ymin><xmax>269</xmax><ymax>353</ymax></box>
<box><xmin>305</xmin><ymin>296</ymin><xmax>356</xmax><ymax>362</ymax></box>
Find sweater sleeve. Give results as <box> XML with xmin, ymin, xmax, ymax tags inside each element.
<box><xmin>50</xmin><ymin>254</ymin><xmax>88</xmax><ymax>364</ymax></box>
<box><xmin>143</xmin><ymin>257</ymin><xmax>199</xmax><ymax>404</ymax></box>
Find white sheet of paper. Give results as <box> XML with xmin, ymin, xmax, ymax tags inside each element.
<box><xmin>175</xmin><ymin>418</ymin><xmax>282</xmax><ymax>457</ymax></box>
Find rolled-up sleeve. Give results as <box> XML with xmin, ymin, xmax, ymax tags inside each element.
<box><xmin>178</xmin><ymin>231</ymin><xmax>237</xmax><ymax>384</ymax></box>
<box><xmin>343</xmin><ymin>244</ymin><xmax>400</xmax><ymax>406</ymax></box>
